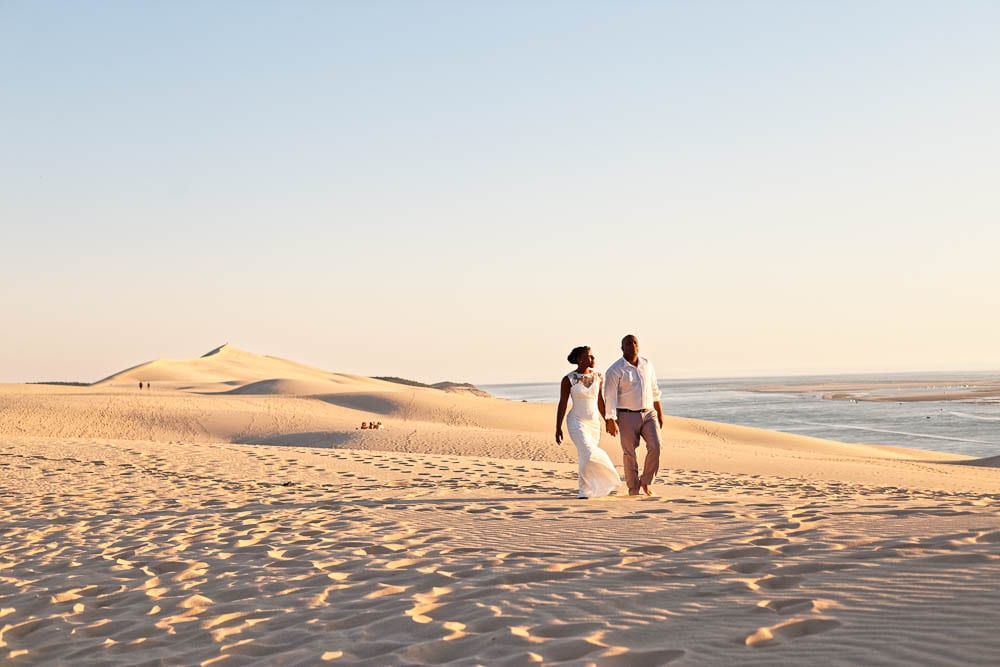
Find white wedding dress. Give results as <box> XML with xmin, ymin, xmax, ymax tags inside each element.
<box><xmin>565</xmin><ymin>371</ymin><xmax>621</xmax><ymax>498</ymax></box>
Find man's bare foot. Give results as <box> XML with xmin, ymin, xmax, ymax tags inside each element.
<box><xmin>640</xmin><ymin>483</ymin><xmax>653</xmax><ymax>496</ymax></box>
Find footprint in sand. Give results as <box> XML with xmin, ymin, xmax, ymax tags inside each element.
<box><xmin>728</xmin><ymin>560</ymin><xmax>774</xmax><ymax>574</ymax></box>
<box><xmin>744</xmin><ymin>617</ymin><xmax>842</xmax><ymax>647</ymax></box>
<box><xmin>531</xmin><ymin>622</ymin><xmax>605</xmax><ymax>638</ymax></box>
<box><xmin>596</xmin><ymin>649</ymin><xmax>685</xmax><ymax>666</ymax></box>
<box><xmin>717</xmin><ymin>546</ymin><xmax>772</xmax><ymax>559</ymax></box>
<box><xmin>769</xmin><ymin>562</ymin><xmax>856</xmax><ymax>576</ymax></box>
<box><xmin>753</xmin><ymin>574</ymin><xmax>804</xmax><ymax>591</ymax></box>
<box><xmin>533</xmin><ymin>638</ymin><xmax>604</xmax><ymax>662</ymax></box>
<box><xmin>777</xmin><ymin>544</ymin><xmax>811</xmax><ymax>556</ymax></box>
<box><xmin>623</xmin><ymin>545</ymin><xmax>674</xmax><ymax>555</ymax></box>
<box><xmin>757</xmin><ymin>598</ymin><xmax>824</xmax><ymax>615</ymax></box>
<box><xmin>922</xmin><ymin>553</ymin><xmax>993</xmax><ymax>565</ymax></box>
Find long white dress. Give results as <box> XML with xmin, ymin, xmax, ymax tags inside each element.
<box><xmin>565</xmin><ymin>371</ymin><xmax>621</xmax><ymax>498</ymax></box>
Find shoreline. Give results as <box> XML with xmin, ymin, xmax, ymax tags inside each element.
<box><xmin>822</xmin><ymin>388</ymin><xmax>1000</xmax><ymax>403</ymax></box>
<box><xmin>747</xmin><ymin>378</ymin><xmax>1000</xmax><ymax>402</ymax></box>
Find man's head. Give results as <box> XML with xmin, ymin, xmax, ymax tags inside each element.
<box><xmin>621</xmin><ymin>334</ymin><xmax>639</xmax><ymax>362</ymax></box>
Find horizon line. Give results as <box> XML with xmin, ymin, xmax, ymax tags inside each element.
<box><xmin>477</xmin><ymin>367</ymin><xmax>1000</xmax><ymax>387</ymax></box>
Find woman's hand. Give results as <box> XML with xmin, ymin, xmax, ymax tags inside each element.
<box><xmin>555</xmin><ymin>428</ymin><xmax>563</xmax><ymax>444</ymax></box>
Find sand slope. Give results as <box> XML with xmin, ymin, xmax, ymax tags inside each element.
<box><xmin>2</xmin><ymin>347</ymin><xmax>998</xmax><ymax>665</ymax></box>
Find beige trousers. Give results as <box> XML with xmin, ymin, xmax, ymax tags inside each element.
<box><xmin>617</xmin><ymin>410</ymin><xmax>661</xmax><ymax>494</ymax></box>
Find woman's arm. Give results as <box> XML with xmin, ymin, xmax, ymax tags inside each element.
<box><xmin>555</xmin><ymin>376</ymin><xmax>571</xmax><ymax>444</ymax></box>
<box><xmin>603</xmin><ymin>366</ymin><xmax>620</xmax><ymax>436</ymax></box>
<box><xmin>598</xmin><ymin>376</ymin><xmax>607</xmax><ymax>421</ymax></box>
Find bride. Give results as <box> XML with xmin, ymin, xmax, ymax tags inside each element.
<box><xmin>555</xmin><ymin>346</ymin><xmax>622</xmax><ymax>498</ymax></box>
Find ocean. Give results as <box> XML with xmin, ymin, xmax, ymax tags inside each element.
<box><xmin>480</xmin><ymin>372</ymin><xmax>1000</xmax><ymax>459</ymax></box>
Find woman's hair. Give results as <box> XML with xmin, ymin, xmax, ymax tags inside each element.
<box><xmin>567</xmin><ymin>346</ymin><xmax>589</xmax><ymax>365</ymax></box>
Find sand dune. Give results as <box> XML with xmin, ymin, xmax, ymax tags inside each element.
<box><xmin>2</xmin><ymin>347</ymin><xmax>998</xmax><ymax>665</ymax></box>
<box><xmin>96</xmin><ymin>344</ymin><xmax>384</xmax><ymax>392</ymax></box>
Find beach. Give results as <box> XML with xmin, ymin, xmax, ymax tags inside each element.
<box><xmin>486</xmin><ymin>374</ymin><xmax>1000</xmax><ymax>458</ymax></box>
<box><xmin>2</xmin><ymin>346</ymin><xmax>999</xmax><ymax>665</ymax></box>
<box><xmin>746</xmin><ymin>378</ymin><xmax>1000</xmax><ymax>404</ymax></box>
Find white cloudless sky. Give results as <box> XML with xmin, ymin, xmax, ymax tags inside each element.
<box><xmin>2</xmin><ymin>1</ymin><xmax>998</xmax><ymax>384</ymax></box>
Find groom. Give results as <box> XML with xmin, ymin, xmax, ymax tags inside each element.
<box><xmin>604</xmin><ymin>334</ymin><xmax>663</xmax><ymax>496</ymax></box>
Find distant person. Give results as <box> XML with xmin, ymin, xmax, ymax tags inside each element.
<box><xmin>555</xmin><ymin>346</ymin><xmax>621</xmax><ymax>499</ymax></box>
<box><xmin>361</xmin><ymin>422</ymin><xmax>369</xmax><ymax>430</ymax></box>
<box><xmin>138</xmin><ymin>381</ymin><xmax>143</xmax><ymax>390</ymax></box>
<box><xmin>604</xmin><ymin>334</ymin><xmax>663</xmax><ymax>496</ymax></box>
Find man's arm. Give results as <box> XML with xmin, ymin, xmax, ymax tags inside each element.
<box><xmin>648</xmin><ymin>360</ymin><xmax>663</xmax><ymax>427</ymax></box>
<box><xmin>648</xmin><ymin>360</ymin><xmax>662</xmax><ymax>403</ymax></box>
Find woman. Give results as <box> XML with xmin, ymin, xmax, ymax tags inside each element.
<box><xmin>555</xmin><ymin>346</ymin><xmax>622</xmax><ymax>498</ymax></box>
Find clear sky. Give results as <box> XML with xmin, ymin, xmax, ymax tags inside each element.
<box><xmin>3</xmin><ymin>1</ymin><xmax>998</xmax><ymax>385</ymax></box>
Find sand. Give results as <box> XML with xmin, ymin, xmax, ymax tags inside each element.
<box><xmin>2</xmin><ymin>346</ymin><xmax>998</xmax><ymax>665</ymax></box>
<box><xmin>747</xmin><ymin>377</ymin><xmax>1000</xmax><ymax>404</ymax></box>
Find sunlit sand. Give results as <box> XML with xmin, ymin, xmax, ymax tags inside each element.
<box><xmin>1</xmin><ymin>346</ymin><xmax>998</xmax><ymax>664</ymax></box>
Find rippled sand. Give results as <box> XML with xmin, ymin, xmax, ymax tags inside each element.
<box><xmin>2</xmin><ymin>347</ymin><xmax>998</xmax><ymax>665</ymax></box>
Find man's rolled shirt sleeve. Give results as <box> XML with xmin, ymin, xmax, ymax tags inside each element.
<box><xmin>604</xmin><ymin>366</ymin><xmax>620</xmax><ymax>420</ymax></box>
<box><xmin>649</xmin><ymin>360</ymin><xmax>662</xmax><ymax>402</ymax></box>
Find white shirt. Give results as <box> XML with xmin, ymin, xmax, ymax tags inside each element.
<box><xmin>603</xmin><ymin>356</ymin><xmax>662</xmax><ymax>421</ymax></box>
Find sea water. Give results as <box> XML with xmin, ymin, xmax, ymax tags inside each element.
<box><xmin>480</xmin><ymin>372</ymin><xmax>1000</xmax><ymax>458</ymax></box>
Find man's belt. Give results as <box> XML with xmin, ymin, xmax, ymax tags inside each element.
<box><xmin>618</xmin><ymin>408</ymin><xmax>652</xmax><ymax>413</ymax></box>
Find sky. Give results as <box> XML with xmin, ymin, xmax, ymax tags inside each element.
<box><xmin>2</xmin><ymin>1</ymin><xmax>999</xmax><ymax>385</ymax></box>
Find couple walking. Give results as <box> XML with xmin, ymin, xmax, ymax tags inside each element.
<box><xmin>555</xmin><ymin>334</ymin><xmax>663</xmax><ymax>498</ymax></box>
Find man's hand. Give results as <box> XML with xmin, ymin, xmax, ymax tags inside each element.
<box><xmin>605</xmin><ymin>419</ymin><xmax>618</xmax><ymax>437</ymax></box>
<box><xmin>555</xmin><ymin>429</ymin><xmax>563</xmax><ymax>444</ymax></box>
<box><xmin>657</xmin><ymin>413</ymin><xmax>664</xmax><ymax>429</ymax></box>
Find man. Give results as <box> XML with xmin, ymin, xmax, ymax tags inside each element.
<box><xmin>604</xmin><ymin>334</ymin><xmax>663</xmax><ymax>496</ymax></box>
